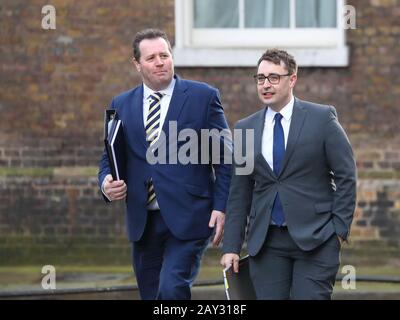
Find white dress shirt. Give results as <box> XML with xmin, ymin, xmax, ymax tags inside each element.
<box><xmin>261</xmin><ymin>96</ymin><xmax>294</xmax><ymax>172</ymax></box>
<box><xmin>142</xmin><ymin>78</ymin><xmax>176</xmax><ymax>132</ymax></box>
<box><xmin>262</xmin><ymin>96</ymin><xmax>294</xmax><ymax>226</ymax></box>
<box><xmin>142</xmin><ymin>79</ymin><xmax>176</xmax><ymax>210</ymax></box>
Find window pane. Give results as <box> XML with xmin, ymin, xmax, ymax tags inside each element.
<box><xmin>193</xmin><ymin>0</ymin><xmax>239</xmax><ymax>28</ymax></box>
<box><xmin>296</xmin><ymin>0</ymin><xmax>337</xmax><ymax>28</ymax></box>
<box><xmin>245</xmin><ymin>0</ymin><xmax>289</xmax><ymax>28</ymax></box>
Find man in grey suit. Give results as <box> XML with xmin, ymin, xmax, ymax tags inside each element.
<box><xmin>221</xmin><ymin>49</ymin><xmax>357</xmax><ymax>300</ymax></box>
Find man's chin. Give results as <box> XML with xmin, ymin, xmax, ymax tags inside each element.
<box><xmin>261</xmin><ymin>97</ymin><xmax>275</xmax><ymax>105</ymax></box>
<box><xmin>150</xmin><ymin>78</ymin><xmax>172</xmax><ymax>90</ymax></box>
<box><xmin>157</xmin><ymin>76</ymin><xmax>172</xmax><ymax>85</ymax></box>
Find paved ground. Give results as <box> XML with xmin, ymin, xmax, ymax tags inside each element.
<box><xmin>1</xmin><ymin>284</ymin><xmax>399</xmax><ymax>300</ymax></box>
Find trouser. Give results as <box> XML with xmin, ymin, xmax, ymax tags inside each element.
<box><xmin>132</xmin><ymin>210</ymin><xmax>209</xmax><ymax>300</ymax></box>
<box><xmin>249</xmin><ymin>225</ymin><xmax>341</xmax><ymax>300</ymax></box>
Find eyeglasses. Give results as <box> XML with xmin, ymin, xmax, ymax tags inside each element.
<box><xmin>253</xmin><ymin>73</ymin><xmax>291</xmax><ymax>85</ymax></box>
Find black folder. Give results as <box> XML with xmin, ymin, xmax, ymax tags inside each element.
<box><xmin>104</xmin><ymin>109</ymin><xmax>126</xmax><ymax>181</ymax></box>
<box><xmin>223</xmin><ymin>255</ymin><xmax>257</xmax><ymax>300</ymax></box>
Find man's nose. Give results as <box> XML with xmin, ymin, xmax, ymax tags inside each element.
<box><xmin>155</xmin><ymin>56</ymin><xmax>164</xmax><ymax>66</ymax></box>
<box><xmin>262</xmin><ymin>80</ymin><xmax>272</xmax><ymax>89</ymax></box>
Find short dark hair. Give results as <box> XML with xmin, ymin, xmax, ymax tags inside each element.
<box><xmin>132</xmin><ymin>28</ymin><xmax>172</xmax><ymax>61</ymax></box>
<box><xmin>257</xmin><ymin>49</ymin><xmax>298</xmax><ymax>75</ymax></box>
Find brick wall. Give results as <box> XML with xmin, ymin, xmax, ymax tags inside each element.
<box><xmin>0</xmin><ymin>0</ymin><xmax>399</xmax><ymax>264</ymax></box>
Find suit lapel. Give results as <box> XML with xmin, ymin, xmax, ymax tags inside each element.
<box><xmin>161</xmin><ymin>75</ymin><xmax>188</xmax><ymax>136</ymax></box>
<box><xmin>126</xmin><ymin>85</ymin><xmax>148</xmax><ymax>149</ymax></box>
<box><xmin>279</xmin><ymin>97</ymin><xmax>307</xmax><ymax>177</ymax></box>
<box><xmin>252</xmin><ymin>108</ymin><xmax>275</xmax><ymax>179</ymax></box>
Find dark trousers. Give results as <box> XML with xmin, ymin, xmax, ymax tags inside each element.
<box><xmin>132</xmin><ymin>210</ymin><xmax>209</xmax><ymax>300</ymax></box>
<box><xmin>249</xmin><ymin>225</ymin><xmax>341</xmax><ymax>300</ymax></box>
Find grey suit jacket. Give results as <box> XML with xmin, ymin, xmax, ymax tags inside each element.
<box><xmin>223</xmin><ymin>98</ymin><xmax>357</xmax><ymax>255</ymax></box>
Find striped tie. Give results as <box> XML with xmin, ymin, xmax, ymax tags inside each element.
<box><xmin>146</xmin><ymin>92</ymin><xmax>163</xmax><ymax>204</ymax></box>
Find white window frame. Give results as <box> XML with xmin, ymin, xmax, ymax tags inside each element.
<box><xmin>173</xmin><ymin>0</ymin><xmax>349</xmax><ymax>67</ymax></box>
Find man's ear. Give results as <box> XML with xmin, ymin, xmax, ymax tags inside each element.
<box><xmin>132</xmin><ymin>57</ymin><xmax>141</xmax><ymax>72</ymax></box>
<box><xmin>289</xmin><ymin>73</ymin><xmax>297</xmax><ymax>88</ymax></box>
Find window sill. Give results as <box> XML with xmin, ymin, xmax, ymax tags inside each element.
<box><xmin>173</xmin><ymin>46</ymin><xmax>349</xmax><ymax>68</ymax></box>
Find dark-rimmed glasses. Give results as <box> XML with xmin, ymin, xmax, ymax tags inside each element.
<box><xmin>253</xmin><ymin>73</ymin><xmax>291</xmax><ymax>85</ymax></box>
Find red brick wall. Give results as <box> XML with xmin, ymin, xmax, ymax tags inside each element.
<box><xmin>0</xmin><ymin>0</ymin><xmax>399</xmax><ymax>261</ymax></box>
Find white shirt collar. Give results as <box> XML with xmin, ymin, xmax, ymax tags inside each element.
<box><xmin>266</xmin><ymin>96</ymin><xmax>295</xmax><ymax>123</ymax></box>
<box><xmin>143</xmin><ymin>78</ymin><xmax>176</xmax><ymax>100</ymax></box>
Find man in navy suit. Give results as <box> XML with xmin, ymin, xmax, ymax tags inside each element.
<box><xmin>98</xmin><ymin>29</ymin><xmax>231</xmax><ymax>300</ymax></box>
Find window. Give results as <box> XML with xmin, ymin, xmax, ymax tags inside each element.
<box><xmin>194</xmin><ymin>0</ymin><xmax>338</xmax><ymax>28</ymax></box>
<box><xmin>174</xmin><ymin>0</ymin><xmax>349</xmax><ymax>67</ymax></box>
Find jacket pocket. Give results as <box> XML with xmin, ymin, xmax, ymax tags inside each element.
<box><xmin>185</xmin><ymin>184</ymin><xmax>212</xmax><ymax>198</ymax></box>
<box><xmin>314</xmin><ymin>201</ymin><xmax>333</xmax><ymax>214</ymax></box>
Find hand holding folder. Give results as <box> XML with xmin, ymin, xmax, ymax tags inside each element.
<box><xmin>223</xmin><ymin>255</ymin><xmax>257</xmax><ymax>300</ymax></box>
<box><xmin>104</xmin><ymin>109</ymin><xmax>126</xmax><ymax>181</ymax></box>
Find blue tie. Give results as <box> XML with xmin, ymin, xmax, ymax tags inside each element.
<box><xmin>272</xmin><ymin>113</ymin><xmax>285</xmax><ymax>226</ymax></box>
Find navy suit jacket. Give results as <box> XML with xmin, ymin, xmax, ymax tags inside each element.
<box><xmin>99</xmin><ymin>75</ymin><xmax>232</xmax><ymax>242</ymax></box>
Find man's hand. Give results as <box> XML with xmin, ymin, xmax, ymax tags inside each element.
<box><xmin>337</xmin><ymin>235</ymin><xmax>345</xmax><ymax>245</ymax></box>
<box><xmin>208</xmin><ymin>210</ymin><xmax>225</xmax><ymax>247</ymax></box>
<box><xmin>220</xmin><ymin>253</ymin><xmax>240</xmax><ymax>273</ymax></box>
<box><xmin>103</xmin><ymin>174</ymin><xmax>127</xmax><ymax>201</ymax></box>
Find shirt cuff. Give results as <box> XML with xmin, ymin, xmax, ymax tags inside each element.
<box><xmin>101</xmin><ymin>177</ymin><xmax>112</xmax><ymax>202</ymax></box>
